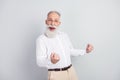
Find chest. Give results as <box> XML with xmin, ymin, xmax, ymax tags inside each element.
<box><xmin>44</xmin><ymin>36</ymin><xmax>69</xmax><ymax>55</ymax></box>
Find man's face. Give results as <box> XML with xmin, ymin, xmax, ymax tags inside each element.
<box><xmin>45</xmin><ymin>13</ymin><xmax>61</xmax><ymax>31</ymax></box>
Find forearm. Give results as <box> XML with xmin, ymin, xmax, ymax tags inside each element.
<box><xmin>70</xmin><ymin>49</ymin><xmax>86</xmax><ymax>56</ymax></box>
<box><xmin>36</xmin><ymin>56</ymin><xmax>50</xmax><ymax>68</ymax></box>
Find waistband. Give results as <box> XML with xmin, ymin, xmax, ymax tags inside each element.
<box><xmin>48</xmin><ymin>64</ymin><xmax>72</xmax><ymax>71</ymax></box>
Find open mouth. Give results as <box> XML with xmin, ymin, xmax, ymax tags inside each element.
<box><xmin>49</xmin><ymin>27</ymin><xmax>56</xmax><ymax>31</ymax></box>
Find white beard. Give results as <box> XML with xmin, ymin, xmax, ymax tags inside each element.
<box><xmin>45</xmin><ymin>25</ymin><xmax>59</xmax><ymax>38</ymax></box>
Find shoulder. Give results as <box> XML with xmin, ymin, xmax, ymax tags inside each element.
<box><xmin>36</xmin><ymin>34</ymin><xmax>46</xmax><ymax>42</ymax></box>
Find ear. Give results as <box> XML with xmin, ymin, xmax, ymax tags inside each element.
<box><xmin>45</xmin><ymin>20</ymin><xmax>48</xmax><ymax>25</ymax></box>
<box><xmin>58</xmin><ymin>21</ymin><xmax>61</xmax><ymax>26</ymax></box>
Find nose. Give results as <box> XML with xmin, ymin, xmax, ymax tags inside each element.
<box><xmin>51</xmin><ymin>21</ymin><xmax>55</xmax><ymax>26</ymax></box>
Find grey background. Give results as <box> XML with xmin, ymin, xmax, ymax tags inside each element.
<box><xmin>0</xmin><ymin>0</ymin><xmax>120</xmax><ymax>80</ymax></box>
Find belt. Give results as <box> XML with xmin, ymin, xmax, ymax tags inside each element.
<box><xmin>48</xmin><ymin>64</ymin><xmax>72</xmax><ymax>71</ymax></box>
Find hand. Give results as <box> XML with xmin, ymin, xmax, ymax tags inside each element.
<box><xmin>50</xmin><ymin>52</ymin><xmax>60</xmax><ymax>64</ymax></box>
<box><xmin>86</xmin><ymin>44</ymin><xmax>94</xmax><ymax>53</ymax></box>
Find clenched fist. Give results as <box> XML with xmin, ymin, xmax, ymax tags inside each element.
<box><xmin>50</xmin><ymin>52</ymin><xmax>60</xmax><ymax>64</ymax></box>
<box><xmin>86</xmin><ymin>44</ymin><xmax>94</xmax><ymax>53</ymax></box>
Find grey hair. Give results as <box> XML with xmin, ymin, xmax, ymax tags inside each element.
<box><xmin>47</xmin><ymin>11</ymin><xmax>61</xmax><ymax>17</ymax></box>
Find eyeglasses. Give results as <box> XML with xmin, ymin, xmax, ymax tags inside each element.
<box><xmin>47</xmin><ymin>19</ymin><xmax>60</xmax><ymax>23</ymax></box>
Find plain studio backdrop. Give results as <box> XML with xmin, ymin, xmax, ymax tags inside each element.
<box><xmin>0</xmin><ymin>0</ymin><xmax>120</xmax><ymax>80</ymax></box>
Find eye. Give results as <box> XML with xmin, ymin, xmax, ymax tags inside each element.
<box><xmin>54</xmin><ymin>20</ymin><xmax>59</xmax><ymax>23</ymax></box>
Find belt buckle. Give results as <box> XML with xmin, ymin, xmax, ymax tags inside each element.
<box><xmin>60</xmin><ymin>68</ymin><xmax>62</xmax><ymax>71</ymax></box>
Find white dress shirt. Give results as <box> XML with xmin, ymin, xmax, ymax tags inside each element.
<box><xmin>36</xmin><ymin>31</ymin><xmax>86</xmax><ymax>69</ymax></box>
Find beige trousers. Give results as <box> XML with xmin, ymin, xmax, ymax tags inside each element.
<box><xmin>48</xmin><ymin>66</ymin><xmax>78</xmax><ymax>80</ymax></box>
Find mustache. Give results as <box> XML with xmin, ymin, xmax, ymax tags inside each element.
<box><xmin>47</xmin><ymin>25</ymin><xmax>57</xmax><ymax>28</ymax></box>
